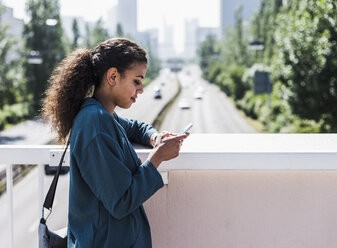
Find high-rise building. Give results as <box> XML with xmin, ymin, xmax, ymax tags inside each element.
<box><xmin>62</xmin><ymin>16</ymin><xmax>86</xmax><ymax>42</ymax></box>
<box><xmin>107</xmin><ymin>5</ymin><xmax>118</xmax><ymax>36</ymax></box>
<box><xmin>158</xmin><ymin>23</ymin><xmax>176</xmax><ymax>61</ymax></box>
<box><xmin>183</xmin><ymin>18</ymin><xmax>219</xmax><ymax>60</ymax></box>
<box><xmin>220</xmin><ymin>0</ymin><xmax>260</xmax><ymax>37</ymax></box>
<box><xmin>184</xmin><ymin>18</ymin><xmax>198</xmax><ymax>60</ymax></box>
<box><xmin>1</xmin><ymin>6</ymin><xmax>23</xmax><ymax>61</ymax></box>
<box><xmin>136</xmin><ymin>29</ymin><xmax>159</xmax><ymax>57</ymax></box>
<box><xmin>116</xmin><ymin>0</ymin><xmax>138</xmax><ymax>37</ymax></box>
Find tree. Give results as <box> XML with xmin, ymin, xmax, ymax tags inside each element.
<box><xmin>251</xmin><ymin>0</ymin><xmax>283</xmax><ymax>64</ymax></box>
<box><xmin>91</xmin><ymin>18</ymin><xmax>109</xmax><ymax>48</ymax></box>
<box><xmin>0</xmin><ymin>2</ymin><xmax>20</xmax><ymax>109</ymax></box>
<box><xmin>234</xmin><ymin>4</ymin><xmax>248</xmax><ymax>66</ymax></box>
<box><xmin>71</xmin><ymin>18</ymin><xmax>80</xmax><ymax>50</ymax></box>
<box><xmin>144</xmin><ymin>44</ymin><xmax>160</xmax><ymax>81</ymax></box>
<box><xmin>84</xmin><ymin>23</ymin><xmax>92</xmax><ymax>48</ymax></box>
<box><xmin>116</xmin><ymin>23</ymin><xmax>124</xmax><ymax>37</ymax></box>
<box><xmin>23</xmin><ymin>0</ymin><xmax>66</xmax><ymax>113</ymax></box>
<box><xmin>198</xmin><ymin>35</ymin><xmax>219</xmax><ymax>79</ymax></box>
<box><xmin>274</xmin><ymin>0</ymin><xmax>337</xmax><ymax>130</ymax></box>
<box><xmin>216</xmin><ymin>3</ymin><xmax>252</xmax><ymax>70</ymax></box>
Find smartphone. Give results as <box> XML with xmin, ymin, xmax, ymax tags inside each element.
<box><xmin>179</xmin><ymin>122</ymin><xmax>193</xmax><ymax>135</ymax></box>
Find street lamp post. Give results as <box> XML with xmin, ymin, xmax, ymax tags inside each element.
<box><xmin>248</xmin><ymin>38</ymin><xmax>264</xmax><ymax>62</ymax></box>
<box><xmin>248</xmin><ymin>39</ymin><xmax>272</xmax><ymax>108</ymax></box>
<box><xmin>248</xmin><ymin>39</ymin><xmax>265</xmax><ymax>51</ymax></box>
<box><xmin>27</xmin><ymin>50</ymin><xmax>43</xmax><ymax>65</ymax></box>
<box><xmin>46</xmin><ymin>19</ymin><xmax>58</xmax><ymax>26</ymax></box>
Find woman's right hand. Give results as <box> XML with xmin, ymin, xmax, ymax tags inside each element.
<box><xmin>147</xmin><ymin>133</ymin><xmax>189</xmax><ymax>168</ymax></box>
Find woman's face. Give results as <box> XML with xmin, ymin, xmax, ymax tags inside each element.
<box><xmin>112</xmin><ymin>62</ymin><xmax>147</xmax><ymax>109</ymax></box>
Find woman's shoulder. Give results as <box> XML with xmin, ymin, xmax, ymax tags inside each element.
<box><xmin>77</xmin><ymin>98</ymin><xmax>110</xmax><ymax>119</ymax></box>
<box><xmin>71</xmin><ymin>99</ymin><xmax>120</xmax><ymax>153</ymax></box>
<box><xmin>73</xmin><ymin>98</ymin><xmax>115</xmax><ymax>134</ymax></box>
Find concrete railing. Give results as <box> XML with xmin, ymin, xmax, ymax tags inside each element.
<box><xmin>1</xmin><ymin>134</ymin><xmax>337</xmax><ymax>248</ymax></box>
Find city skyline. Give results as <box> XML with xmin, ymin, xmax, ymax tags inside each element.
<box><xmin>3</xmin><ymin>0</ymin><xmax>220</xmax><ymax>52</ymax></box>
<box><xmin>3</xmin><ymin>0</ymin><xmax>262</xmax><ymax>58</ymax></box>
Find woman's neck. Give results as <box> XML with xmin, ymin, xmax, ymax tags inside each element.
<box><xmin>93</xmin><ymin>90</ymin><xmax>116</xmax><ymax>116</ymax></box>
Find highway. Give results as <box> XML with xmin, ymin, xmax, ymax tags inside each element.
<box><xmin>160</xmin><ymin>65</ymin><xmax>256</xmax><ymax>133</ymax></box>
<box><xmin>0</xmin><ymin>64</ymin><xmax>256</xmax><ymax>247</ymax></box>
<box><xmin>115</xmin><ymin>67</ymin><xmax>178</xmax><ymax>124</ymax></box>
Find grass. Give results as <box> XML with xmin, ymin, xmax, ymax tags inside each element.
<box><xmin>227</xmin><ymin>96</ymin><xmax>265</xmax><ymax>133</ymax></box>
<box><xmin>0</xmin><ymin>102</ymin><xmax>30</xmax><ymax>131</ymax></box>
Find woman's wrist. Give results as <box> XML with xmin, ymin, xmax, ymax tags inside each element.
<box><xmin>150</xmin><ymin>132</ymin><xmax>159</xmax><ymax>147</ymax></box>
<box><xmin>148</xmin><ymin>149</ymin><xmax>161</xmax><ymax>168</ymax></box>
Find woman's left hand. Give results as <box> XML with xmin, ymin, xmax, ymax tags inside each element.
<box><xmin>151</xmin><ymin>131</ymin><xmax>175</xmax><ymax>147</ymax></box>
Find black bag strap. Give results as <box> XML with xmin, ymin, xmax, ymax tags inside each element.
<box><xmin>42</xmin><ymin>135</ymin><xmax>70</xmax><ymax>219</ymax></box>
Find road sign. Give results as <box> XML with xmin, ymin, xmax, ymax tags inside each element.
<box><xmin>254</xmin><ymin>71</ymin><xmax>272</xmax><ymax>94</ymax></box>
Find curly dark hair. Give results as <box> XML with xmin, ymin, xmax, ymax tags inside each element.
<box><xmin>42</xmin><ymin>38</ymin><xmax>148</xmax><ymax>143</ymax></box>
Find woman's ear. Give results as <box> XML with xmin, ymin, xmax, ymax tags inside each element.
<box><xmin>106</xmin><ymin>67</ymin><xmax>119</xmax><ymax>86</ymax></box>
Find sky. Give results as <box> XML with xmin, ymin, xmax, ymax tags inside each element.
<box><xmin>3</xmin><ymin>0</ymin><xmax>220</xmax><ymax>51</ymax></box>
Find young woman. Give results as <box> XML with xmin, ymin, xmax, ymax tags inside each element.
<box><xmin>42</xmin><ymin>38</ymin><xmax>188</xmax><ymax>247</ymax></box>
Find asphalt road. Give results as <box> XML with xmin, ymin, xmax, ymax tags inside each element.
<box><xmin>160</xmin><ymin>65</ymin><xmax>256</xmax><ymax>133</ymax></box>
<box><xmin>115</xmin><ymin>67</ymin><xmax>178</xmax><ymax>124</ymax></box>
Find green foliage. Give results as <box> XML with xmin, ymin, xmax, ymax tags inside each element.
<box><xmin>251</xmin><ymin>0</ymin><xmax>283</xmax><ymax>64</ymax></box>
<box><xmin>237</xmin><ymin>90</ymin><xmax>263</xmax><ymax>120</ymax></box>
<box><xmin>145</xmin><ymin>48</ymin><xmax>160</xmax><ymax>82</ymax></box>
<box><xmin>71</xmin><ymin>18</ymin><xmax>80</xmax><ymax>50</ymax></box>
<box><xmin>0</xmin><ymin>103</ymin><xmax>30</xmax><ymax>130</ymax></box>
<box><xmin>198</xmin><ymin>4</ymin><xmax>253</xmax><ymax>101</ymax></box>
<box><xmin>23</xmin><ymin>0</ymin><xmax>66</xmax><ymax>113</ymax></box>
<box><xmin>90</xmin><ymin>18</ymin><xmax>110</xmax><ymax>48</ymax></box>
<box><xmin>273</xmin><ymin>0</ymin><xmax>337</xmax><ymax>130</ymax></box>
<box><xmin>116</xmin><ymin>23</ymin><xmax>124</xmax><ymax>37</ymax></box>
<box><xmin>228</xmin><ymin>65</ymin><xmax>247</xmax><ymax>100</ymax></box>
<box><xmin>233</xmin><ymin>4</ymin><xmax>248</xmax><ymax>66</ymax></box>
<box><xmin>0</xmin><ymin>3</ymin><xmax>21</xmax><ymax>109</ymax></box>
<box><xmin>0</xmin><ymin>115</ymin><xmax>5</xmax><ymax>130</ymax></box>
<box><xmin>218</xmin><ymin>6</ymin><xmax>252</xmax><ymax>69</ymax></box>
<box><xmin>198</xmin><ymin>0</ymin><xmax>337</xmax><ymax>133</ymax></box>
<box><xmin>217</xmin><ymin>65</ymin><xmax>247</xmax><ymax>100</ymax></box>
<box><xmin>207</xmin><ymin>61</ymin><xmax>223</xmax><ymax>84</ymax></box>
<box><xmin>84</xmin><ymin>23</ymin><xmax>92</xmax><ymax>48</ymax></box>
<box><xmin>198</xmin><ymin>35</ymin><xmax>219</xmax><ymax>79</ymax></box>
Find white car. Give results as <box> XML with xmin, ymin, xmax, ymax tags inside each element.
<box><xmin>194</xmin><ymin>91</ymin><xmax>203</xmax><ymax>100</ymax></box>
<box><xmin>196</xmin><ymin>86</ymin><xmax>204</xmax><ymax>93</ymax></box>
<box><xmin>153</xmin><ymin>86</ymin><xmax>162</xmax><ymax>99</ymax></box>
<box><xmin>178</xmin><ymin>98</ymin><xmax>191</xmax><ymax>109</ymax></box>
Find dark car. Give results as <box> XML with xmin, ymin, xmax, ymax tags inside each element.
<box><xmin>153</xmin><ymin>87</ymin><xmax>162</xmax><ymax>99</ymax></box>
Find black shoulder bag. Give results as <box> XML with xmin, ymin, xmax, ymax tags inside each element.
<box><xmin>38</xmin><ymin>138</ymin><xmax>70</xmax><ymax>248</ymax></box>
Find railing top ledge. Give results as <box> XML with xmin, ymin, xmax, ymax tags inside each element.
<box><xmin>175</xmin><ymin>134</ymin><xmax>337</xmax><ymax>153</ymax></box>
<box><xmin>1</xmin><ymin>133</ymin><xmax>337</xmax><ymax>152</ymax></box>
<box><xmin>1</xmin><ymin>134</ymin><xmax>337</xmax><ymax>165</ymax></box>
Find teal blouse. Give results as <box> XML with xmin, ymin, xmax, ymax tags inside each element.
<box><xmin>68</xmin><ymin>97</ymin><xmax>163</xmax><ymax>248</ymax></box>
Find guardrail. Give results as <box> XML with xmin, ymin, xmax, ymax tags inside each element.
<box><xmin>1</xmin><ymin>134</ymin><xmax>337</xmax><ymax>248</ymax></box>
<box><xmin>0</xmin><ymin>145</ymin><xmax>60</xmax><ymax>248</ymax></box>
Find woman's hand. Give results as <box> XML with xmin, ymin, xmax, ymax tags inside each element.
<box><xmin>147</xmin><ymin>133</ymin><xmax>189</xmax><ymax>168</ymax></box>
<box><xmin>151</xmin><ymin>131</ymin><xmax>171</xmax><ymax>147</ymax></box>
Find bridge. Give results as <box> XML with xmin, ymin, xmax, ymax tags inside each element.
<box><xmin>1</xmin><ymin>133</ymin><xmax>337</xmax><ymax>247</ymax></box>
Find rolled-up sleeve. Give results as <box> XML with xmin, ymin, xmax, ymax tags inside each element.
<box><xmin>78</xmin><ymin>133</ymin><xmax>164</xmax><ymax>220</ymax></box>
